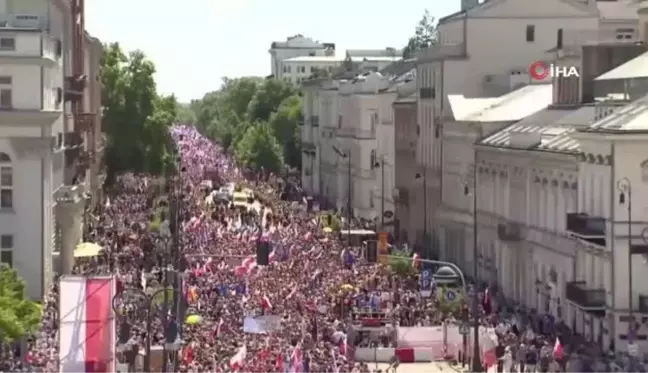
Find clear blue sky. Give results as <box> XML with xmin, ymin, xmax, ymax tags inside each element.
<box><xmin>85</xmin><ymin>0</ymin><xmax>459</xmax><ymax>103</ymax></box>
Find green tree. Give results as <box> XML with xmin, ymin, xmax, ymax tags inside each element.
<box><xmin>101</xmin><ymin>43</ymin><xmax>176</xmax><ymax>183</ymax></box>
<box><xmin>235</xmin><ymin>122</ymin><xmax>284</xmax><ymax>173</ymax></box>
<box><xmin>0</xmin><ymin>265</ymin><xmax>41</xmax><ymax>341</ymax></box>
<box><xmin>176</xmin><ymin>102</ymin><xmax>197</xmax><ymax>124</ymax></box>
<box><xmin>247</xmin><ymin>79</ymin><xmax>296</xmax><ymax>123</ymax></box>
<box><xmin>389</xmin><ymin>249</ymin><xmax>413</xmax><ymax>276</ymax></box>
<box><xmin>191</xmin><ymin>77</ymin><xmax>300</xmax><ymax>164</ymax></box>
<box><xmin>268</xmin><ymin>95</ymin><xmax>302</xmax><ymax>169</ymax></box>
<box><xmin>402</xmin><ymin>10</ymin><xmax>439</xmax><ymax>59</ymax></box>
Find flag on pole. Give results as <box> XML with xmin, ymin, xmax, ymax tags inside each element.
<box><xmin>553</xmin><ymin>338</ymin><xmax>564</xmax><ymax>360</ymax></box>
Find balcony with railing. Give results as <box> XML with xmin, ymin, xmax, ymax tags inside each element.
<box><xmin>64</xmin><ymin>75</ymin><xmax>87</xmax><ymax>102</ymax></box>
<box><xmin>0</xmin><ymin>29</ymin><xmax>60</xmax><ymax>66</ymax></box>
<box><xmin>566</xmin><ymin>281</ymin><xmax>606</xmax><ymax>314</ymax></box>
<box><xmin>565</xmin><ymin>213</ymin><xmax>606</xmax><ymax>247</ymax></box>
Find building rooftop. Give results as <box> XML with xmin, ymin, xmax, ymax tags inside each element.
<box><xmin>586</xmin><ymin>93</ymin><xmax>648</xmax><ymax>131</ymax></box>
<box><xmin>283</xmin><ymin>56</ymin><xmax>400</xmax><ymax>63</ymax></box>
<box><xmin>449</xmin><ymin>83</ymin><xmax>553</xmax><ymax>122</ymax></box>
<box><xmin>478</xmin><ymin>107</ymin><xmax>580</xmax><ymax>152</ymax></box>
<box><xmin>595</xmin><ymin>50</ymin><xmax>648</xmax><ymax>81</ymax></box>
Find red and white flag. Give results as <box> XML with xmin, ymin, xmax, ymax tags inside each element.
<box><xmin>213</xmin><ymin>317</ymin><xmax>224</xmax><ymax>338</ymax></box>
<box><xmin>230</xmin><ymin>345</ymin><xmax>247</xmax><ymax>371</ymax></box>
<box><xmin>58</xmin><ymin>276</ymin><xmax>117</xmax><ymax>373</ymax></box>
<box><xmin>553</xmin><ymin>337</ymin><xmax>564</xmax><ymax>359</ymax></box>
<box><xmin>289</xmin><ymin>344</ymin><xmax>304</xmax><ymax>373</ymax></box>
<box><xmin>261</xmin><ymin>294</ymin><xmax>273</xmax><ymax>309</ymax></box>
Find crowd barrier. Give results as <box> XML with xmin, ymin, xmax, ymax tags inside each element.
<box><xmin>355</xmin><ymin>346</ymin><xmax>455</xmax><ymax>363</ymax></box>
<box><xmin>353</xmin><ymin>324</ymin><xmax>497</xmax><ymax>363</ymax></box>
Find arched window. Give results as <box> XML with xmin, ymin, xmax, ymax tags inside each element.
<box><xmin>0</xmin><ymin>152</ymin><xmax>12</xmax><ymax>209</ymax></box>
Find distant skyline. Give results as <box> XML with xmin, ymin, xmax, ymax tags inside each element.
<box><xmin>85</xmin><ymin>0</ymin><xmax>460</xmax><ymax>102</ymax></box>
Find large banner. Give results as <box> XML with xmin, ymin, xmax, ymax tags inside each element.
<box><xmin>396</xmin><ymin>325</ymin><xmax>498</xmax><ymax>359</ymax></box>
<box><xmin>59</xmin><ymin>276</ymin><xmax>117</xmax><ymax>373</ymax></box>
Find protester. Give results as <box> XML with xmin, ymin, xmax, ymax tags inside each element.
<box><xmin>12</xmin><ymin>125</ymin><xmax>643</xmax><ymax>373</ymax></box>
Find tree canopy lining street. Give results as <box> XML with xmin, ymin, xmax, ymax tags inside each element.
<box><xmin>0</xmin><ymin>265</ymin><xmax>40</xmax><ymax>341</ymax></box>
<box><xmin>191</xmin><ymin>77</ymin><xmax>302</xmax><ymax>173</ymax></box>
<box><xmin>101</xmin><ymin>42</ymin><xmax>179</xmax><ymax>184</ymax></box>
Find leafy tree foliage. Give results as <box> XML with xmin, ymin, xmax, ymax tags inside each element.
<box><xmin>402</xmin><ymin>10</ymin><xmax>439</xmax><ymax>59</ymax></box>
<box><xmin>389</xmin><ymin>249</ymin><xmax>413</xmax><ymax>276</ymax></box>
<box><xmin>192</xmin><ymin>78</ymin><xmax>302</xmax><ymax>171</ymax></box>
<box><xmin>101</xmin><ymin>43</ymin><xmax>177</xmax><ymax>183</ymax></box>
<box><xmin>0</xmin><ymin>265</ymin><xmax>41</xmax><ymax>341</ymax></box>
<box><xmin>235</xmin><ymin>122</ymin><xmax>284</xmax><ymax>172</ymax></box>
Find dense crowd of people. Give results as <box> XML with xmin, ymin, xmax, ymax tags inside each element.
<box><xmin>1</xmin><ymin>125</ymin><xmax>642</xmax><ymax>372</ymax></box>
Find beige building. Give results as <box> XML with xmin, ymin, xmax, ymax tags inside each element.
<box><xmin>393</xmin><ymin>90</ymin><xmax>418</xmax><ymax>244</ymax></box>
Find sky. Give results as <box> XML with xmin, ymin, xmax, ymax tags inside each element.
<box><xmin>85</xmin><ymin>0</ymin><xmax>460</xmax><ymax>103</ymax></box>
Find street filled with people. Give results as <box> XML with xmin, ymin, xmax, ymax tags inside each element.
<box><xmin>6</xmin><ymin>125</ymin><xmax>644</xmax><ymax>372</ymax></box>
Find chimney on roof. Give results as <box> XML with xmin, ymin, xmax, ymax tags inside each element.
<box><xmin>461</xmin><ymin>0</ymin><xmax>479</xmax><ymax>11</ymax></box>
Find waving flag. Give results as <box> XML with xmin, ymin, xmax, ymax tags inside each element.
<box><xmin>230</xmin><ymin>345</ymin><xmax>247</xmax><ymax>371</ymax></box>
<box><xmin>289</xmin><ymin>344</ymin><xmax>303</xmax><ymax>373</ymax></box>
<box><xmin>261</xmin><ymin>295</ymin><xmax>273</xmax><ymax>310</ymax></box>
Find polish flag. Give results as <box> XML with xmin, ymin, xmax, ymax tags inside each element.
<box><xmin>58</xmin><ymin>276</ymin><xmax>117</xmax><ymax>373</ymax></box>
<box><xmin>234</xmin><ymin>265</ymin><xmax>248</xmax><ymax>277</ymax></box>
<box><xmin>230</xmin><ymin>345</ymin><xmax>247</xmax><ymax>371</ymax></box>
<box><xmin>212</xmin><ymin>317</ymin><xmax>224</xmax><ymax>338</ymax></box>
<box><xmin>261</xmin><ymin>295</ymin><xmax>273</xmax><ymax>310</ymax></box>
<box><xmin>289</xmin><ymin>344</ymin><xmax>304</xmax><ymax>373</ymax></box>
<box><xmin>269</xmin><ymin>250</ymin><xmax>276</xmax><ymax>263</ymax></box>
<box><xmin>553</xmin><ymin>338</ymin><xmax>564</xmax><ymax>359</ymax></box>
<box><xmin>242</xmin><ymin>256</ymin><xmax>255</xmax><ymax>268</ymax></box>
<box><xmin>303</xmin><ymin>232</ymin><xmax>313</xmax><ymax>241</ymax></box>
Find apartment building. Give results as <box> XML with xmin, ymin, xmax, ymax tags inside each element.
<box><xmin>415</xmin><ymin>0</ymin><xmax>641</xmax><ymax>247</ymax></box>
<box><xmin>0</xmin><ymin>0</ymin><xmax>101</xmax><ymax>299</ymax></box>
<box><xmin>268</xmin><ymin>35</ymin><xmax>335</xmax><ymax>79</ymax></box>
<box><xmin>435</xmin><ymin>2</ymin><xmax>648</xmax><ymax>352</ymax></box>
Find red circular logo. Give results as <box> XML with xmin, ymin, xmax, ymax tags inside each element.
<box><xmin>529</xmin><ymin>61</ymin><xmax>549</xmax><ymax>80</ymax></box>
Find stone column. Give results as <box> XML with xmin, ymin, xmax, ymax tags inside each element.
<box><xmin>55</xmin><ymin>185</ymin><xmax>84</xmax><ymax>275</ymax></box>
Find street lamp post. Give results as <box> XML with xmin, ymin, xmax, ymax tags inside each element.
<box><xmin>617</xmin><ymin>177</ymin><xmax>635</xmax><ymax>337</ymax></box>
<box><xmin>332</xmin><ymin>145</ymin><xmax>352</xmax><ymax>246</ymax></box>
<box><xmin>415</xmin><ymin>169</ymin><xmax>428</xmax><ymax>256</ymax></box>
<box><xmin>461</xmin><ymin>161</ymin><xmax>482</xmax><ymax>372</ymax></box>
<box><xmin>112</xmin><ymin>287</ymin><xmax>178</xmax><ymax>372</ymax></box>
<box><xmin>374</xmin><ymin>157</ymin><xmax>386</xmax><ymax>229</ymax></box>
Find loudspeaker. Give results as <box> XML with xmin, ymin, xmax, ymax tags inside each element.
<box><xmin>256</xmin><ymin>241</ymin><xmax>270</xmax><ymax>266</ymax></box>
<box><xmin>366</xmin><ymin>240</ymin><xmax>377</xmax><ymax>263</ymax></box>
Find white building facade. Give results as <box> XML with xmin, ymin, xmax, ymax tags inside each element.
<box><xmin>0</xmin><ymin>2</ymin><xmax>101</xmax><ymax>299</ymax></box>
<box><xmin>281</xmin><ymin>56</ymin><xmax>398</xmax><ymax>85</ymax></box>
<box><xmin>415</xmin><ymin>0</ymin><xmax>639</xmax><ymax>246</ymax></box>
<box><xmin>0</xmin><ymin>9</ymin><xmax>65</xmax><ymax>299</ymax></box>
<box><xmin>268</xmin><ymin>35</ymin><xmax>334</xmax><ymax>80</ymax></box>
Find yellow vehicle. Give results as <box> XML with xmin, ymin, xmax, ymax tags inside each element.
<box><xmin>232</xmin><ymin>192</ymin><xmax>248</xmax><ymax>207</ymax></box>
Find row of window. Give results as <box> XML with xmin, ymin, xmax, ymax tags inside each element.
<box><xmin>0</xmin><ymin>152</ymin><xmax>12</xmax><ymax>209</ymax></box>
<box><xmin>0</xmin><ymin>75</ymin><xmax>63</xmax><ymax>109</ymax></box>
<box><xmin>0</xmin><ymin>234</ymin><xmax>13</xmax><ymax>267</ymax></box>
<box><xmin>526</xmin><ymin>26</ymin><xmax>636</xmax><ymax>46</ymax></box>
<box><xmin>282</xmin><ymin>65</ymin><xmax>333</xmax><ymax>74</ymax></box>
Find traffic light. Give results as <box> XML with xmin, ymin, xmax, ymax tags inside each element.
<box><xmin>165</xmin><ymin>319</ymin><xmax>179</xmax><ymax>344</ymax></box>
<box><xmin>326</xmin><ymin>214</ymin><xmax>332</xmax><ymax>227</ymax></box>
<box><xmin>256</xmin><ymin>241</ymin><xmax>270</xmax><ymax>266</ymax></box>
<box><xmin>118</xmin><ymin>321</ymin><xmax>131</xmax><ymax>345</ymax></box>
<box><xmin>366</xmin><ymin>240</ymin><xmax>377</xmax><ymax>263</ymax></box>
